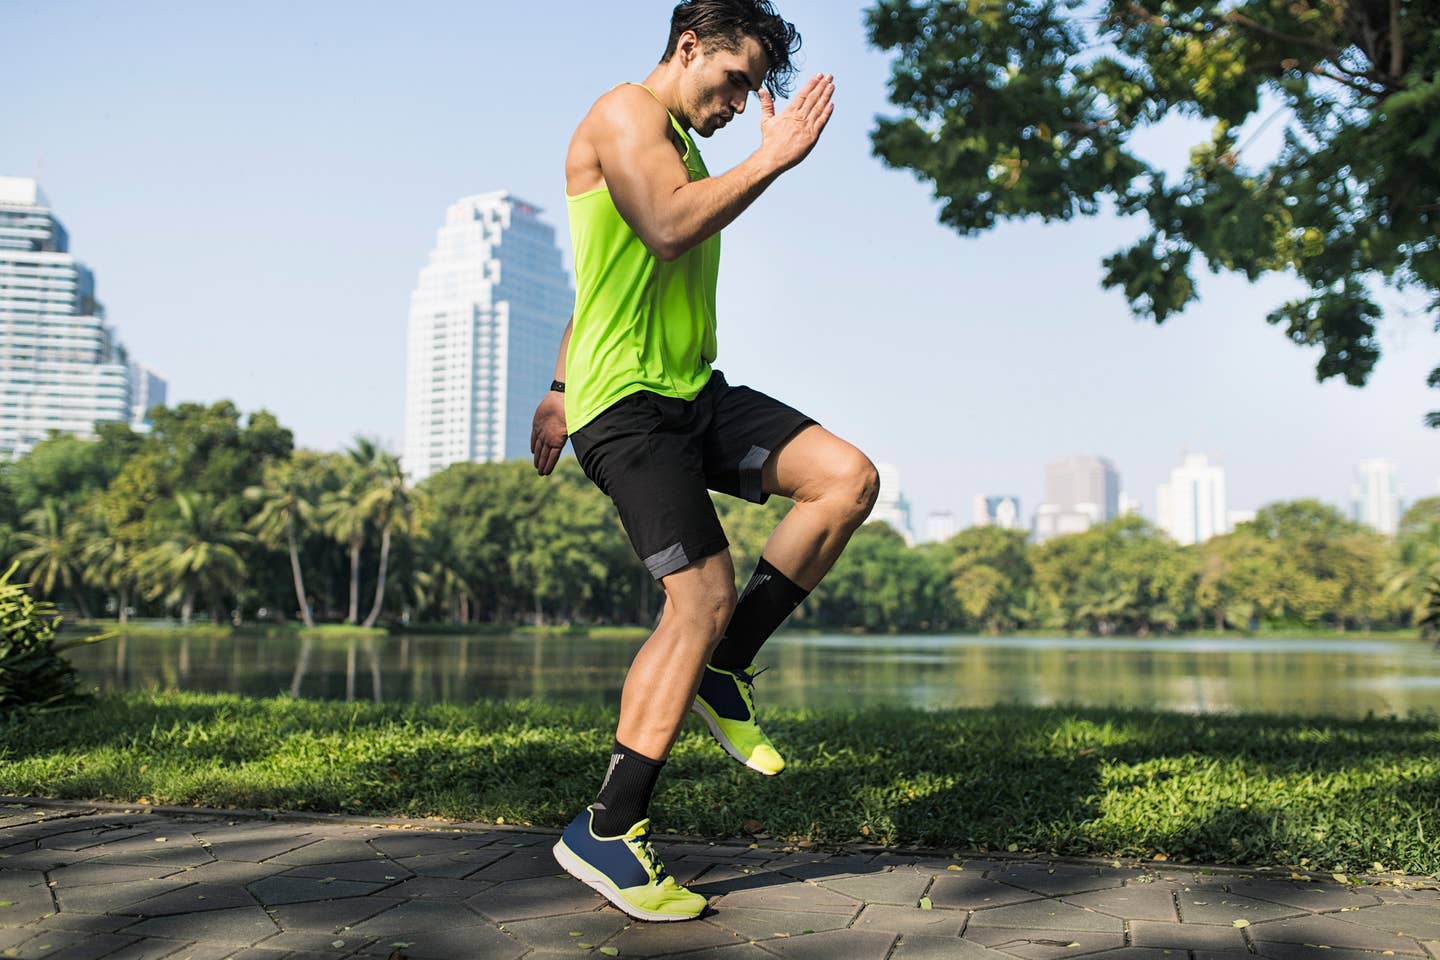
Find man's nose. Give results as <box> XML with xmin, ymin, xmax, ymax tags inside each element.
<box><xmin>733</xmin><ymin>95</ymin><xmax>747</xmax><ymax>114</ymax></box>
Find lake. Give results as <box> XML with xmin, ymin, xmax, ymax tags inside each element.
<box><xmin>61</xmin><ymin>631</ymin><xmax>1440</xmax><ymax>718</ymax></box>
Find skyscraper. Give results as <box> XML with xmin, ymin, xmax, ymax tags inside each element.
<box><xmin>1352</xmin><ymin>459</ymin><xmax>1401</xmax><ymax>535</ymax></box>
<box><xmin>0</xmin><ymin>177</ymin><xmax>162</xmax><ymax>460</ymax></box>
<box><xmin>925</xmin><ymin>510</ymin><xmax>958</xmax><ymax>544</ymax></box>
<box><xmin>871</xmin><ymin>462</ymin><xmax>914</xmax><ymax>544</ymax></box>
<box><xmin>403</xmin><ymin>192</ymin><xmax>573</xmax><ymax>482</ymax></box>
<box><xmin>1157</xmin><ymin>453</ymin><xmax>1229</xmax><ymax>545</ymax></box>
<box><xmin>1033</xmin><ymin>455</ymin><xmax>1119</xmax><ymax>541</ymax></box>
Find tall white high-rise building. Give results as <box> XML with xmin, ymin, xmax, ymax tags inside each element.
<box><xmin>403</xmin><ymin>192</ymin><xmax>573</xmax><ymax>482</ymax></box>
<box><xmin>1351</xmin><ymin>459</ymin><xmax>1401</xmax><ymax>534</ymax></box>
<box><xmin>0</xmin><ymin>177</ymin><xmax>162</xmax><ymax>460</ymax></box>
<box><xmin>128</xmin><ymin>362</ymin><xmax>167</xmax><ymax>430</ymax></box>
<box><xmin>1157</xmin><ymin>453</ymin><xmax>1229</xmax><ymax>545</ymax></box>
<box><xmin>871</xmin><ymin>462</ymin><xmax>914</xmax><ymax>544</ymax></box>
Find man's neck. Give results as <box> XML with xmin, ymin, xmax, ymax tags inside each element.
<box><xmin>640</xmin><ymin>67</ymin><xmax>692</xmax><ymax>131</ymax></box>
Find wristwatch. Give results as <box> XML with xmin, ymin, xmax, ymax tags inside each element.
<box><xmin>550</xmin><ymin>379</ymin><xmax>566</xmax><ymax>393</ymax></box>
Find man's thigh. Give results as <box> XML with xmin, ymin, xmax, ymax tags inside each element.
<box><xmin>702</xmin><ymin>373</ymin><xmax>817</xmax><ymax>504</ymax></box>
<box><xmin>760</xmin><ymin>423</ymin><xmax>871</xmax><ymax>504</ymax></box>
<box><xmin>571</xmin><ymin>392</ymin><xmax>730</xmax><ymax>581</ymax></box>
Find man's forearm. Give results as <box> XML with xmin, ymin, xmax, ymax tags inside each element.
<box><xmin>553</xmin><ymin>316</ymin><xmax>573</xmax><ymax>382</ymax></box>
<box><xmin>652</xmin><ymin>152</ymin><xmax>783</xmax><ymax>261</ymax></box>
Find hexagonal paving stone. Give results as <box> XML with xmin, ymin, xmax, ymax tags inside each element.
<box><xmin>47</xmin><ymin>863</ymin><xmax>175</xmax><ymax>888</ymax></box>
<box><xmin>462</xmin><ymin>851</ymin><xmax>563</xmax><ymax>883</ymax></box>
<box><xmin>600</xmin><ymin>919</ymin><xmax>746</xmax><ymax>957</ymax></box>
<box><xmin>352</xmin><ymin>923</ymin><xmax>525</xmax><ymax>960</ymax></box>
<box><xmin>1223</xmin><ymin>879</ymin><xmax>1383</xmax><ymax>913</ymax></box>
<box><xmin>1248</xmin><ymin>913</ymin><xmax>1430</xmax><ymax>954</ymax></box>
<box><xmin>705</xmin><ymin>906</ymin><xmax>853</xmax><ymax>942</ymax></box>
<box><xmin>927</xmin><ymin>874</ymin><xmax>1041</xmax><ymax>911</ymax></box>
<box><xmin>496</xmin><ymin>910</ymin><xmax>629</xmax><ymax>951</ymax></box>
<box><xmin>966</xmin><ymin>898</ymin><xmax>1123</xmax><ymax>933</ymax></box>
<box><xmin>283</xmin><ymin>860</ymin><xmax>412</xmax><ymax>884</ymax></box>
<box><xmin>263</xmin><ymin>895</ymin><xmax>403</xmax><ymax>932</ymax></box>
<box><xmin>759</xmin><ymin>929</ymin><xmax>898</xmax><ymax>960</ymax></box>
<box><xmin>343</xmin><ymin>898</ymin><xmax>492</xmax><ymax>937</ymax></box>
<box><xmin>1336</xmin><ymin>904</ymin><xmax>1440</xmax><ymax>940</ymax></box>
<box><xmin>192</xmin><ymin>828</ymin><xmax>323</xmax><ymax>864</ymax></box>
<box><xmin>116</xmin><ymin>905</ymin><xmax>281</xmax><ymax>945</ymax></box>
<box><xmin>465</xmin><ymin>875</ymin><xmax>602</xmax><ymax>923</ymax></box>
<box><xmin>264</xmin><ymin>840</ymin><xmax>380</xmax><ymax>868</ymax></box>
<box><xmin>890</xmin><ymin>935</ymin><xmax>1017</xmax><ymax>960</ymax></box>
<box><xmin>820</xmin><ymin>870</ymin><xmax>933</xmax><ymax>906</ymax></box>
<box><xmin>852</xmin><ymin>904</ymin><xmax>967</xmax><ymax>937</ymax></box>
<box><xmin>961</xmin><ymin>926</ymin><xmax>1127</xmax><ymax>960</ymax></box>
<box><xmin>53</xmin><ymin>878</ymin><xmax>192</xmax><ymax>917</ymax></box>
<box><xmin>1063</xmin><ymin>885</ymin><xmax>1179</xmax><ymax>923</ymax></box>
<box><xmin>1176</xmin><ymin>892</ymin><xmax>1304</xmax><ymax>925</ymax></box>
<box><xmin>115</xmin><ymin>884</ymin><xmax>260</xmax><ymax>917</ymax></box>
<box><xmin>987</xmin><ymin>865</ymin><xmax>1125</xmax><ymax>898</ymax></box>
<box><xmin>1254</xmin><ymin>944</ymin><xmax>1425</xmax><ymax>960</ymax></box>
<box><xmin>248</xmin><ymin>875</ymin><xmax>385</xmax><ymax>906</ymax></box>
<box><xmin>712</xmin><ymin>880</ymin><xmax>861</xmax><ymax>916</ymax></box>
<box><xmin>1127</xmin><ymin>920</ymin><xmax>1250</xmax><ymax>952</ymax></box>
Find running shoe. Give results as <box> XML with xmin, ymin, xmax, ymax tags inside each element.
<box><xmin>692</xmin><ymin>663</ymin><xmax>785</xmax><ymax>775</ymax></box>
<box><xmin>552</xmin><ymin>806</ymin><xmax>706</xmax><ymax>922</ymax></box>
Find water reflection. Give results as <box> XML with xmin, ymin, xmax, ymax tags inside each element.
<box><xmin>60</xmin><ymin>632</ymin><xmax>1440</xmax><ymax>718</ymax></box>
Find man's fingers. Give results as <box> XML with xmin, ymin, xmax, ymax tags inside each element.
<box><xmin>758</xmin><ymin>88</ymin><xmax>775</xmax><ymax>119</ymax></box>
<box><xmin>807</xmin><ymin>79</ymin><xmax>835</xmax><ymax>125</ymax></box>
<box><xmin>787</xmin><ymin>73</ymin><xmax>822</xmax><ymax>116</ymax></box>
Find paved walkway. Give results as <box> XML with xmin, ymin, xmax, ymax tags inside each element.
<box><xmin>1</xmin><ymin>801</ymin><xmax>1436</xmax><ymax>960</ymax></box>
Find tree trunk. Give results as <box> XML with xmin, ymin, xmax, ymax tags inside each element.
<box><xmin>119</xmin><ymin>584</ymin><xmax>130</xmax><ymax>625</ymax></box>
<box><xmin>347</xmin><ymin>540</ymin><xmax>362</xmax><ymax>624</ymax></box>
<box><xmin>181</xmin><ymin>586</ymin><xmax>195</xmax><ymax>627</ymax></box>
<box><xmin>288</xmin><ymin>530</ymin><xmax>316</xmax><ymax>628</ymax></box>
<box><xmin>73</xmin><ymin>588</ymin><xmax>92</xmax><ymax>621</ymax></box>
<box><xmin>362</xmin><ymin>525</ymin><xmax>392</xmax><ymax>629</ymax></box>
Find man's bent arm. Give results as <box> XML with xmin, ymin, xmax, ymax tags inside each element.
<box><xmin>599</xmin><ymin>77</ymin><xmax>834</xmax><ymax>262</ymax></box>
<box><xmin>552</xmin><ymin>315</ymin><xmax>573</xmax><ymax>383</ymax></box>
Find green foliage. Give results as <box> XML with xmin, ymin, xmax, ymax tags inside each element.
<box><xmin>0</xmin><ymin>563</ymin><xmax>108</xmax><ymax>714</ymax></box>
<box><xmin>865</xmin><ymin>0</ymin><xmax>1440</xmax><ymax>417</ymax></box>
<box><xmin>2</xmin><ymin>693</ymin><xmax>1435</xmax><ymax>874</ymax></box>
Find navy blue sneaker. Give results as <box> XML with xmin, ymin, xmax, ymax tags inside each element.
<box><xmin>552</xmin><ymin>806</ymin><xmax>706</xmax><ymax>921</ymax></box>
<box><xmin>693</xmin><ymin>664</ymin><xmax>785</xmax><ymax>775</ymax></box>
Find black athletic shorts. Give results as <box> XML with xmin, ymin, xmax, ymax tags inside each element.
<box><xmin>570</xmin><ymin>370</ymin><xmax>816</xmax><ymax>580</ymax></box>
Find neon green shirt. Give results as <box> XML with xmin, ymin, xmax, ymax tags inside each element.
<box><xmin>564</xmin><ymin>84</ymin><xmax>721</xmax><ymax>434</ymax></box>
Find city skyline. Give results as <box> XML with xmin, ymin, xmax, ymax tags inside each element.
<box><xmin>6</xmin><ymin>1</ymin><xmax>1437</xmax><ymax>526</ymax></box>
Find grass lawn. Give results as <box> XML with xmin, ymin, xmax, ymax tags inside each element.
<box><xmin>1</xmin><ymin>694</ymin><xmax>1435</xmax><ymax>877</ymax></box>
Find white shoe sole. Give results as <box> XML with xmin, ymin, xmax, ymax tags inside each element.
<box><xmin>690</xmin><ymin>701</ymin><xmax>782</xmax><ymax>776</ymax></box>
<box><xmin>552</xmin><ymin>839</ymin><xmax>703</xmax><ymax>923</ymax></box>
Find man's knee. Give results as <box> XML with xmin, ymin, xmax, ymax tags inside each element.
<box><xmin>830</xmin><ymin>450</ymin><xmax>880</xmax><ymax>525</ymax></box>
<box><xmin>666</xmin><ymin>584</ymin><xmax>737</xmax><ymax>640</ymax></box>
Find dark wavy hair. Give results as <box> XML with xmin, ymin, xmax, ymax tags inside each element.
<box><xmin>660</xmin><ymin>0</ymin><xmax>802</xmax><ymax>98</ymax></box>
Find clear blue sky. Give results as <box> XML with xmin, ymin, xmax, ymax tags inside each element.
<box><xmin>7</xmin><ymin>0</ymin><xmax>1437</xmax><ymax>527</ymax></box>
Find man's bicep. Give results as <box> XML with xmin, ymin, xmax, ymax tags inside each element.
<box><xmin>595</xmin><ymin>108</ymin><xmax>690</xmax><ymax>253</ymax></box>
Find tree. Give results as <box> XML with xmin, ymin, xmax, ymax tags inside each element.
<box><xmin>1387</xmin><ymin>497</ymin><xmax>1440</xmax><ymax>627</ymax></box>
<box><xmin>865</xmin><ymin>0</ymin><xmax>1440</xmax><ymax>417</ymax></box>
<box><xmin>1239</xmin><ymin>500</ymin><xmax>1385</xmax><ymax>628</ymax></box>
<box><xmin>245</xmin><ymin>453</ymin><xmax>324</xmax><ymax>628</ymax></box>
<box><xmin>137</xmin><ymin>492</ymin><xmax>250</xmax><ymax>626</ymax></box>
<box><xmin>11</xmin><ymin>500</ymin><xmax>92</xmax><ymax>619</ymax></box>
<box><xmin>356</xmin><ymin>447</ymin><xmax>419</xmax><ymax>629</ymax></box>
<box><xmin>77</xmin><ymin>499</ymin><xmax>139</xmax><ymax>624</ymax></box>
<box><xmin>948</xmin><ymin>526</ymin><xmax>1033</xmax><ymax>632</ymax></box>
<box><xmin>317</xmin><ymin>448</ymin><xmax>375</xmax><ymax>626</ymax></box>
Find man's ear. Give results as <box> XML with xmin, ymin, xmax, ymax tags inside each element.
<box><xmin>676</xmin><ymin>30</ymin><xmax>700</xmax><ymax>67</ymax></box>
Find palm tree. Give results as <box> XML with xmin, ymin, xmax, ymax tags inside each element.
<box><xmin>357</xmin><ymin>452</ymin><xmax>420</xmax><ymax>628</ymax></box>
<box><xmin>77</xmin><ymin>503</ymin><xmax>138</xmax><ymax>624</ymax></box>
<box><xmin>137</xmin><ymin>492</ymin><xmax>250</xmax><ymax>626</ymax></box>
<box><xmin>245</xmin><ymin>456</ymin><xmax>319</xmax><ymax>627</ymax></box>
<box><xmin>12</xmin><ymin>500</ymin><xmax>92</xmax><ymax>618</ymax></box>
<box><xmin>318</xmin><ymin>479</ymin><xmax>369</xmax><ymax>626</ymax></box>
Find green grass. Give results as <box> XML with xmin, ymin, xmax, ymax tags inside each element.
<box><xmin>1</xmin><ymin>694</ymin><xmax>1436</xmax><ymax>877</ymax></box>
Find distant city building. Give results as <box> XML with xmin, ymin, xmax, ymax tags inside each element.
<box><xmin>402</xmin><ymin>192</ymin><xmax>573</xmax><ymax>482</ymax></box>
<box><xmin>1157</xmin><ymin>453</ymin><xmax>1229</xmax><ymax>545</ymax></box>
<box><xmin>925</xmin><ymin>510</ymin><xmax>958</xmax><ymax>544</ymax></box>
<box><xmin>1351</xmin><ymin>459</ymin><xmax>1401</xmax><ymax>535</ymax></box>
<box><xmin>1118</xmin><ymin>492</ymin><xmax>1142</xmax><ymax>517</ymax></box>
<box><xmin>0</xmin><ymin>176</ymin><xmax>163</xmax><ymax>460</ymax></box>
<box><xmin>973</xmin><ymin>494</ymin><xmax>1023</xmax><ymax>531</ymax></box>
<box><xmin>871</xmin><ymin>462</ymin><xmax>914</xmax><ymax>544</ymax></box>
<box><xmin>128</xmin><ymin>362</ymin><xmax>167</xmax><ymax>430</ymax></box>
<box><xmin>1033</xmin><ymin>455</ymin><xmax>1119</xmax><ymax>541</ymax></box>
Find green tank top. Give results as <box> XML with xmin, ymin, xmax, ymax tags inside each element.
<box><xmin>565</xmin><ymin>83</ymin><xmax>721</xmax><ymax>434</ymax></box>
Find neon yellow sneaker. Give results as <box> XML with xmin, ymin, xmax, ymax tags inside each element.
<box><xmin>692</xmin><ymin>664</ymin><xmax>785</xmax><ymax>775</ymax></box>
<box><xmin>552</xmin><ymin>806</ymin><xmax>707</xmax><ymax>922</ymax></box>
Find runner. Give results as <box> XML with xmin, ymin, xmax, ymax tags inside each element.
<box><xmin>530</xmin><ymin>0</ymin><xmax>878</xmax><ymax>922</ymax></box>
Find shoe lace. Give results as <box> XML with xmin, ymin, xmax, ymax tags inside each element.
<box><xmin>628</xmin><ymin>828</ymin><xmax>668</xmax><ymax>882</ymax></box>
<box><xmin>735</xmin><ymin>665</ymin><xmax>768</xmax><ymax>713</ymax></box>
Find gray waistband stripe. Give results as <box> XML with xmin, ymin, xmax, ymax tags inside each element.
<box><xmin>644</xmin><ymin>541</ymin><xmax>690</xmax><ymax>579</ymax></box>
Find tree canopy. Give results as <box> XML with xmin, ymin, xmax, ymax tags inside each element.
<box><xmin>865</xmin><ymin>0</ymin><xmax>1439</xmax><ymax>421</ymax></box>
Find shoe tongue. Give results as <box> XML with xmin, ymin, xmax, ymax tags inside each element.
<box><xmin>626</xmin><ymin>818</ymin><xmax>652</xmax><ymax>839</ymax></box>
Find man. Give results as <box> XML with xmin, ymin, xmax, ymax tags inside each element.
<box><xmin>530</xmin><ymin>0</ymin><xmax>878</xmax><ymax>922</ymax></box>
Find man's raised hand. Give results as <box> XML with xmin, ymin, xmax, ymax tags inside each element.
<box><xmin>758</xmin><ymin>73</ymin><xmax>835</xmax><ymax>173</ymax></box>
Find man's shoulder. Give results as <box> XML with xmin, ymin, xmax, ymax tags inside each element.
<box><xmin>585</xmin><ymin>84</ymin><xmax>670</xmax><ymax>134</ymax></box>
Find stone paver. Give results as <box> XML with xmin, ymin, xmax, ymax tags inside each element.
<box><xmin>3</xmin><ymin>801</ymin><xmax>1436</xmax><ymax>960</ymax></box>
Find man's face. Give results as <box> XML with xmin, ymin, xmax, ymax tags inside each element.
<box><xmin>683</xmin><ymin>34</ymin><xmax>769</xmax><ymax>138</ymax></box>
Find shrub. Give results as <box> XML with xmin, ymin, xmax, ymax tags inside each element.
<box><xmin>0</xmin><ymin>562</ymin><xmax>110</xmax><ymax>714</ymax></box>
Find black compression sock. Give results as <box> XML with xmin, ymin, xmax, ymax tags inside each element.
<box><xmin>710</xmin><ymin>556</ymin><xmax>810</xmax><ymax>671</ymax></box>
<box><xmin>592</xmin><ymin>741</ymin><xmax>664</xmax><ymax>836</ymax></box>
